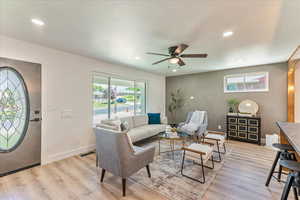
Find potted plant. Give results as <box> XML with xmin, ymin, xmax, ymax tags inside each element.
<box><xmin>227</xmin><ymin>98</ymin><xmax>239</xmax><ymax>114</ymax></box>
<box><xmin>168</xmin><ymin>89</ymin><xmax>185</xmax><ymax>126</ymax></box>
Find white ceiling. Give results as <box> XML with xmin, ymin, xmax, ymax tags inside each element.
<box><xmin>1</xmin><ymin>0</ymin><xmax>300</xmax><ymax>76</ymax></box>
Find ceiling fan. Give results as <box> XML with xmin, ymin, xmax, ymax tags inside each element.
<box><xmin>147</xmin><ymin>44</ymin><xmax>207</xmax><ymax>66</ymax></box>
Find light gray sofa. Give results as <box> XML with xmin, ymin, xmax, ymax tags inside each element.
<box><xmin>94</xmin><ymin>127</ymin><xmax>155</xmax><ymax>196</ymax></box>
<box><xmin>118</xmin><ymin>115</ymin><xmax>167</xmax><ymax>143</ymax></box>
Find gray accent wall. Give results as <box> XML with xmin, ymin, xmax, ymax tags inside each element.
<box><xmin>166</xmin><ymin>62</ymin><xmax>288</xmax><ymax>139</ymax></box>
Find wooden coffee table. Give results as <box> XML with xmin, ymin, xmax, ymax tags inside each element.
<box><xmin>158</xmin><ymin>131</ymin><xmax>191</xmax><ymax>156</ymax></box>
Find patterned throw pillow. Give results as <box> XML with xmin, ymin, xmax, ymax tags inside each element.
<box><xmin>125</xmin><ymin>132</ymin><xmax>135</xmax><ymax>152</ymax></box>
<box><xmin>101</xmin><ymin>119</ymin><xmax>122</xmax><ymax>131</ymax></box>
<box><xmin>120</xmin><ymin>121</ymin><xmax>135</xmax><ymax>152</ymax></box>
<box><xmin>120</xmin><ymin>121</ymin><xmax>129</xmax><ymax>131</ymax></box>
<box><xmin>96</xmin><ymin>123</ymin><xmax>119</xmax><ymax>131</ymax></box>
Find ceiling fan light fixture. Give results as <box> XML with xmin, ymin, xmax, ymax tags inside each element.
<box><xmin>169</xmin><ymin>57</ymin><xmax>179</xmax><ymax>64</ymax></box>
<box><xmin>31</xmin><ymin>18</ymin><xmax>45</xmax><ymax>26</ymax></box>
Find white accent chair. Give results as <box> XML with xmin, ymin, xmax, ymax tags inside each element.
<box><xmin>181</xmin><ymin>141</ymin><xmax>215</xmax><ymax>183</ymax></box>
<box><xmin>202</xmin><ymin>131</ymin><xmax>227</xmax><ymax>162</ymax></box>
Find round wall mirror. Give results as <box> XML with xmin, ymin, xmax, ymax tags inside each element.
<box><xmin>238</xmin><ymin>99</ymin><xmax>259</xmax><ymax>115</ymax></box>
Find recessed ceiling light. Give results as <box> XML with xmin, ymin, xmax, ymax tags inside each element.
<box><xmin>135</xmin><ymin>56</ymin><xmax>140</xmax><ymax>60</ymax></box>
<box><xmin>223</xmin><ymin>31</ymin><xmax>233</xmax><ymax>37</ymax></box>
<box><xmin>31</xmin><ymin>18</ymin><xmax>45</xmax><ymax>26</ymax></box>
<box><xmin>172</xmin><ymin>69</ymin><xmax>177</xmax><ymax>72</ymax></box>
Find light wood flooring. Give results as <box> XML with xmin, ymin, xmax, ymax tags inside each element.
<box><xmin>0</xmin><ymin>141</ymin><xmax>295</xmax><ymax>200</ymax></box>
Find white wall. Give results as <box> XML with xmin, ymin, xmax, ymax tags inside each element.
<box><xmin>0</xmin><ymin>35</ymin><xmax>166</xmax><ymax>164</ymax></box>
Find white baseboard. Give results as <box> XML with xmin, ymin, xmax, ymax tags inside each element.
<box><xmin>42</xmin><ymin>144</ymin><xmax>96</xmax><ymax>165</ymax></box>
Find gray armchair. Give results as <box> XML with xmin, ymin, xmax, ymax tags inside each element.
<box><xmin>94</xmin><ymin>127</ymin><xmax>155</xmax><ymax>196</ymax></box>
<box><xmin>178</xmin><ymin>111</ymin><xmax>208</xmax><ymax>138</ymax></box>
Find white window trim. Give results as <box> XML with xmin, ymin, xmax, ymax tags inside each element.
<box><xmin>91</xmin><ymin>71</ymin><xmax>147</xmax><ymax>123</ymax></box>
<box><xmin>224</xmin><ymin>72</ymin><xmax>269</xmax><ymax>93</ymax></box>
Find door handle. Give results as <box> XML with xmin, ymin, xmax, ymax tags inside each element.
<box><xmin>30</xmin><ymin>118</ymin><xmax>41</xmax><ymax>122</ymax></box>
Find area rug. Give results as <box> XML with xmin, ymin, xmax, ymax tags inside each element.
<box><xmin>130</xmin><ymin>139</ymin><xmax>230</xmax><ymax>200</ymax></box>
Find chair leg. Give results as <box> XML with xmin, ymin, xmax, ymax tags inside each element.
<box><xmin>146</xmin><ymin>165</ymin><xmax>151</xmax><ymax>178</ymax></box>
<box><xmin>122</xmin><ymin>178</ymin><xmax>126</xmax><ymax>197</ymax></box>
<box><xmin>278</xmin><ymin>165</ymin><xmax>283</xmax><ymax>182</ymax></box>
<box><xmin>100</xmin><ymin>169</ymin><xmax>106</xmax><ymax>182</ymax></box>
<box><xmin>281</xmin><ymin>174</ymin><xmax>294</xmax><ymax>200</ymax></box>
<box><xmin>180</xmin><ymin>150</ymin><xmax>186</xmax><ymax>175</ymax></box>
<box><xmin>223</xmin><ymin>143</ymin><xmax>227</xmax><ymax>154</ymax></box>
<box><xmin>211</xmin><ymin>154</ymin><xmax>214</xmax><ymax>169</ymax></box>
<box><xmin>181</xmin><ymin>150</ymin><xmax>206</xmax><ymax>184</ymax></box>
<box><xmin>216</xmin><ymin>141</ymin><xmax>221</xmax><ymax>161</ymax></box>
<box><xmin>212</xmin><ymin>141</ymin><xmax>222</xmax><ymax>163</ymax></box>
<box><xmin>200</xmin><ymin>155</ymin><xmax>206</xmax><ymax>184</ymax></box>
<box><xmin>293</xmin><ymin>187</ymin><xmax>299</xmax><ymax>200</ymax></box>
<box><xmin>96</xmin><ymin>153</ymin><xmax>99</xmax><ymax>167</ymax></box>
<box><xmin>266</xmin><ymin>151</ymin><xmax>281</xmax><ymax>186</ymax></box>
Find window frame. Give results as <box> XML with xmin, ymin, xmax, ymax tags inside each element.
<box><xmin>224</xmin><ymin>72</ymin><xmax>269</xmax><ymax>93</ymax></box>
<box><xmin>92</xmin><ymin>72</ymin><xmax>147</xmax><ymax>123</ymax></box>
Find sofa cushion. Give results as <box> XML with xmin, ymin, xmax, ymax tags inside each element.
<box><xmin>96</xmin><ymin>123</ymin><xmax>120</xmax><ymax>131</ymax></box>
<box><xmin>133</xmin><ymin>115</ymin><xmax>148</xmax><ymax>127</ymax></box>
<box><xmin>185</xmin><ymin>143</ymin><xmax>213</xmax><ymax>163</ymax></box>
<box><xmin>147</xmin><ymin>124</ymin><xmax>166</xmax><ymax>133</ymax></box>
<box><xmin>120</xmin><ymin>116</ymin><xmax>134</xmax><ymax>129</ymax></box>
<box><xmin>127</xmin><ymin>124</ymin><xmax>166</xmax><ymax>143</ymax></box>
<box><xmin>148</xmin><ymin>113</ymin><xmax>161</xmax><ymax>124</ymax></box>
<box><xmin>205</xmin><ymin>133</ymin><xmax>226</xmax><ymax>145</ymax></box>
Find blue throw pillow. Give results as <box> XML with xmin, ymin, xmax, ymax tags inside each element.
<box><xmin>148</xmin><ymin>113</ymin><xmax>161</xmax><ymax>124</ymax></box>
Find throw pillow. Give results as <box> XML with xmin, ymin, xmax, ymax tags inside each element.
<box><xmin>125</xmin><ymin>132</ymin><xmax>135</xmax><ymax>153</ymax></box>
<box><xmin>96</xmin><ymin>123</ymin><xmax>119</xmax><ymax>131</ymax></box>
<box><xmin>148</xmin><ymin>113</ymin><xmax>161</xmax><ymax>124</ymax></box>
<box><xmin>120</xmin><ymin>121</ymin><xmax>129</xmax><ymax>131</ymax></box>
<box><xmin>101</xmin><ymin>119</ymin><xmax>122</xmax><ymax>131</ymax></box>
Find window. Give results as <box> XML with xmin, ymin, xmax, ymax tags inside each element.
<box><xmin>0</xmin><ymin>67</ymin><xmax>30</xmax><ymax>153</ymax></box>
<box><xmin>135</xmin><ymin>81</ymin><xmax>146</xmax><ymax>115</ymax></box>
<box><xmin>110</xmin><ymin>78</ymin><xmax>135</xmax><ymax>119</ymax></box>
<box><xmin>92</xmin><ymin>73</ymin><xmax>146</xmax><ymax>124</ymax></box>
<box><xmin>93</xmin><ymin>76</ymin><xmax>109</xmax><ymax>124</ymax></box>
<box><xmin>224</xmin><ymin>72</ymin><xmax>269</xmax><ymax>93</ymax></box>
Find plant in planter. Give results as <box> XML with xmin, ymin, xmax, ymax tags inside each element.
<box><xmin>168</xmin><ymin>89</ymin><xmax>185</xmax><ymax>125</ymax></box>
<box><xmin>227</xmin><ymin>98</ymin><xmax>239</xmax><ymax>113</ymax></box>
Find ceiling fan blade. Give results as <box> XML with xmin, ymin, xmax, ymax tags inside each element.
<box><xmin>146</xmin><ymin>52</ymin><xmax>170</xmax><ymax>56</ymax></box>
<box><xmin>175</xmin><ymin>44</ymin><xmax>189</xmax><ymax>54</ymax></box>
<box><xmin>180</xmin><ymin>53</ymin><xmax>208</xmax><ymax>58</ymax></box>
<box><xmin>168</xmin><ymin>46</ymin><xmax>178</xmax><ymax>55</ymax></box>
<box><xmin>177</xmin><ymin>58</ymin><xmax>185</xmax><ymax>66</ymax></box>
<box><xmin>152</xmin><ymin>57</ymin><xmax>171</xmax><ymax>65</ymax></box>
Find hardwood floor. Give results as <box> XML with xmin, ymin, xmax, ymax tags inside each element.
<box><xmin>0</xmin><ymin>141</ymin><xmax>295</xmax><ymax>200</ymax></box>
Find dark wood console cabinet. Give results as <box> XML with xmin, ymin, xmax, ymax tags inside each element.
<box><xmin>226</xmin><ymin>115</ymin><xmax>261</xmax><ymax>145</ymax></box>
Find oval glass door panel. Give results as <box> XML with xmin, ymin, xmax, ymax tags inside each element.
<box><xmin>0</xmin><ymin>67</ymin><xmax>30</xmax><ymax>153</ymax></box>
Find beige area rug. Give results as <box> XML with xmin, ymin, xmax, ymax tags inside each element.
<box><xmin>130</xmin><ymin>138</ymin><xmax>230</xmax><ymax>200</ymax></box>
